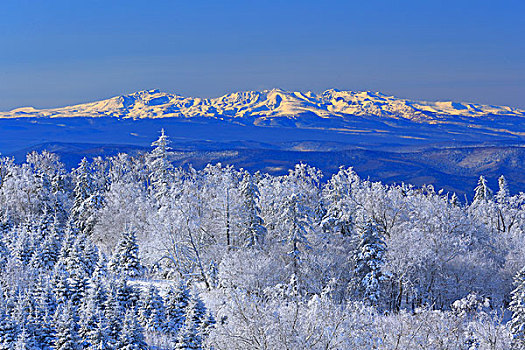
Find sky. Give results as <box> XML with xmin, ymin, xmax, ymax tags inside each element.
<box><xmin>0</xmin><ymin>0</ymin><xmax>524</xmax><ymax>110</ymax></box>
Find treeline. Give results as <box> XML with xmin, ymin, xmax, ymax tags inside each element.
<box><xmin>1</xmin><ymin>130</ymin><xmax>525</xmax><ymax>348</ymax></box>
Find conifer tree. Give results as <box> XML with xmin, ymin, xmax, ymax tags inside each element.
<box><xmin>13</xmin><ymin>227</ymin><xmax>34</xmax><ymax>267</ymax></box>
<box><xmin>31</xmin><ymin>226</ymin><xmax>60</xmax><ymax>270</ymax></box>
<box><xmin>148</xmin><ymin>129</ymin><xmax>174</xmax><ymax>201</ymax></box>
<box><xmin>30</xmin><ymin>279</ymin><xmax>57</xmax><ymax>347</ymax></box>
<box><xmin>496</xmin><ymin>175</ymin><xmax>510</xmax><ymax>204</ymax></box>
<box><xmin>165</xmin><ymin>282</ymin><xmax>191</xmax><ymax>336</ymax></box>
<box><xmin>92</xmin><ymin>251</ymin><xmax>109</xmax><ymax>282</ymax></box>
<box><xmin>321</xmin><ymin>167</ymin><xmax>360</xmax><ymax>236</ymax></box>
<box><xmin>0</xmin><ymin>214</ymin><xmax>12</xmax><ymax>243</ymax></box>
<box><xmin>78</xmin><ymin>235</ymin><xmax>100</xmax><ymax>276</ymax></box>
<box><xmin>54</xmin><ymin>303</ymin><xmax>82</xmax><ymax>350</ymax></box>
<box><xmin>138</xmin><ymin>286</ymin><xmax>166</xmax><ymax>333</ymax></box>
<box><xmin>87</xmin><ymin>314</ymin><xmax>112</xmax><ymax>350</ymax></box>
<box><xmin>79</xmin><ymin>297</ymin><xmax>101</xmax><ymax>347</ymax></box>
<box><xmin>117</xmin><ymin>310</ymin><xmax>147</xmax><ymax>350</ymax></box>
<box><xmin>473</xmin><ymin>175</ymin><xmax>493</xmax><ymax>203</ymax></box>
<box><xmin>175</xmin><ymin>309</ymin><xmax>202</xmax><ymax>350</ymax></box>
<box><xmin>199</xmin><ymin>311</ymin><xmax>215</xmax><ymax>340</ymax></box>
<box><xmin>174</xmin><ymin>294</ymin><xmax>210</xmax><ymax>350</ymax></box>
<box><xmin>114</xmin><ymin>278</ymin><xmax>138</xmax><ymax>310</ymax></box>
<box><xmin>87</xmin><ymin>314</ymin><xmax>115</xmax><ymax>350</ymax></box>
<box><xmin>104</xmin><ymin>292</ymin><xmax>123</xmax><ymax>345</ymax></box>
<box><xmin>0</xmin><ymin>307</ymin><xmax>17</xmax><ymax>348</ymax></box>
<box><xmin>510</xmin><ymin>266</ymin><xmax>525</xmax><ymax>349</ymax></box>
<box><xmin>14</xmin><ymin>328</ymin><xmax>33</xmax><ymax>350</ymax></box>
<box><xmin>353</xmin><ymin>218</ymin><xmax>387</xmax><ymax>306</ymax></box>
<box><xmin>71</xmin><ymin>158</ymin><xmax>103</xmax><ymax>237</ymax></box>
<box><xmin>52</xmin><ymin>264</ymin><xmax>71</xmax><ymax>306</ymax></box>
<box><xmin>280</xmin><ymin>193</ymin><xmax>311</xmax><ymax>285</ymax></box>
<box><xmin>68</xmin><ymin>267</ymin><xmax>88</xmax><ymax>307</ymax></box>
<box><xmin>239</xmin><ymin>171</ymin><xmax>266</xmax><ymax>248</ymax></box>
<box><xmin>109</xmin><ymin>229</ymin><xmax>142</xmax><ymax>278</ymax></box>
<box><xmin>0</xmin><ymin>237</ymin><xmax>8</xmax><ymax>270</ymax></box>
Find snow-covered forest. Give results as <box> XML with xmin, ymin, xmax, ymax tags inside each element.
<box><xmin>2</xmin><ymin>130</ymin><xmax>525</xmax><ymax>349</ymax></box>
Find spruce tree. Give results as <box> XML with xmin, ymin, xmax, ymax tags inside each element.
<box><xmin>239</xmin><ymin>171</ymin><xmax>266</xmax><ymax>248</ymax></box>
<box><xmin>87</xmin><ymin>314</ymin><xmax>112</xmax><ymax>350</ymax></box>
<box><xmin>473</xmin><ymin>175</ymin><xmax>493</xmax><ymax>203</ymax></box>
<box><xmin>148</xmin><ymin>128</ymin><xmax>174</xmax><ymax>201</ymax></box>
<box><xmin>165</xmin><ymin>282</ymin><xmax>191</xmax><ymax>336</ymax></box>
<box><xmin>104</xmin><ymin>292</ymin><xmax>123</xmax><ymax>345</ymax></box>
<box><xmin>353</xmin><ymin>218</ymin><xmax>387</xmax><ymax>306</ymax></box>
<box><xmin>496</xmin><ymin>175</ymin><xmax>509</xmax><ymax>204</ymax></box>
<box><xmin>117</xmin><ymin>310</ymin><xmax>147</xmax><ymax>350</ymax></box>
<box><xmin>31</xmin><ymin>227</ymin><xmax>60</xmax><ymax>270</ymax></box>
<box><xmin>0</xmin><ymin>238</ymin><xmax>8</xmax><ymax>270</ymax></box>
<box><xmin>174</xmin><ymin>311</ymin><xmax>201</xmax><ymax>350</ymax></box>
<box><xmin>321</xmin><ymin>167</ymin><xmax>360</xmax><ymax>237</ymax></box>
<box><xmin>109</xmin><ymin>229</ymin><xmax>142</xmax><ymax>278</ymax></box>
<box><xmin>0</xmin><ymin>307</ymin><xmax>17</xmax><ymax>348</ymax></box>
<box><xmin>68</xmin><ymin>267</ymin><xmax>87</xmax><ymax>306</ymax></box>
<box><xmin>510</xmin><ymin>266</ymin><xmax>525</xmax><ymax>349</ymax></box>
<box><xmin>14</xmin><ymin>328</ymin><xmax>33</xmax><ymax>350</ymax></box>
<box><xmin>52</xmin><ymin>265</ymin><xmax>71</xmax><ymax>306</ymax></box>
<box><xmin>30</xmin><ymin>278</ymin><xmax>57</xmax><ymax>347</ymax></box>
<box><xmin>174</xmin><ymin>294</ymin><xmax>210</xmax><ymax>350</ymax></box>
<box><xmin>138</xmin><ymin>286</ymin><xmax>166</xmax><ymax>333</ymax></box>
<box><xmin>71</xmin><ymin>158</ymin><xmax>103</xmax><ymax>237</ymax></box>
<box><xmin>281</xmin><ymin>193</ymin><xmax>311</xmax><ymax>286</ymax></box>
<box><xmin>79</xmin><ymin>297</ymin><xmax>100</xmax><ymax>347</ymax></box>
<box><xmin>54</xmin><ymin>303</ymin><xmax>82</xmax><ymax>350</ymax></box>
<box><xmin>114</xmin><ymin>277</ymin><xmax>139</xmax><ymax>311</ymax></box>
<box><xmin>12</xmin><ymin>227</ymin><xmax>34</xmax><ymax>267</ymax></box>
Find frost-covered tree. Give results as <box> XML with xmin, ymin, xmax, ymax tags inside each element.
<box><xmin>54</xmin><ymin>303</ymin><xmax>82</xmax><ymax>350</ymax></box>
<box><xmin>473</xmin><ymin>175</ymin><xmax>493</xmax><ymax>203</ymax></box>
<box><xmin>14</xmin><ymin>328</ymin><xmax>34</xmax><ymax>350</ymax></box>
<box><xmin>109</xmin><ymin>228</ymin><xmax>142</xmax><ymax>278</ymax></box>
<box><xmin>71</xmin><ymin>158</ymin><xmax>104</xmax><ymax>237</ymax></box>
<box><xmin>239</xmin><ymin>171</ymin><xmax>266</xmax><ymax>248</ymax></box>
<box><xmin>0</xmin><ymin>307</ymin><xmax>17</xmax><ymax>348</ymax></box>
<box><xmin>496</xmin><ymin>175</ymin><xmax>510</xmax><ymax>204</ymax></box>
<box><xmin>138</xmin><ymin>286</ymin><xmax>166</xmax><ymax>333</ymax></box>
<box><xmin>321</xmin><ymin>167</ymin><xmax>360</xmax><ymax>236</ymax></box>
<box><xmin>117</xmin><ymin>309</ymin><xmax>148</xmax><ymax>350</ymax></box>
<box><xmin>510</xmin><ymin>266</ymin><xmax>525</xmax><ymax>349</ymax></box>
<box><xmin>175</xmin><ymin>296</ymin><xmax>206</xmax><ymax>350</ymax></box>
<box><xmin>92</xmin><ymin>179</ymin><xmax>150</xmax><ymax>256</ymax></box>
<box><xmin>31</xmin><ymin>221</ymin><xmax>61</xmax><ymax>270</ymax></box>
<box><xmin>352</xmin><ymin>218</ymin><xmax>387</xmax><ymax>306</ymax></box>
<box><xmin>148</xmin><ymin>128</ymin><xmax>174</xmax><ymax>201</ymax></box>
<box><xmin>87</xmin><ymin>315</ymin><xmax>111</xmax><ymax>350</ymax></box>
<box><xmin>165</xmin><ymin>282</ymin><xmax>191</xmax><ymax>336</ymax></box>
<box><xmin>280</xmin><ymin>193</ymin><xmax>311</xmax><ymax>288</ymax></box>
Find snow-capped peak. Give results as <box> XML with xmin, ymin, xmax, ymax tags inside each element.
<box><xmin>1</xmin><ymin>89</ymin><xmax>524</xmax><ymax>124</ymax></box>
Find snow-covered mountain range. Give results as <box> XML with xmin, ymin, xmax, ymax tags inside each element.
<box><xmin>1</xmin><ymin>88</ymin><xmax>525</xmax><ymax>195</ymax></box>
<box><xmin>2</xmin><ymin>88</ymin><xmax>524</xmax><ymax>124</ymax></box>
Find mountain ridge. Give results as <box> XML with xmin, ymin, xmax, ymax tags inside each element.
<box><xmin>2</xmin><ymin>89</ymin><xmax>524</xmax><ymax>125</ymax></box>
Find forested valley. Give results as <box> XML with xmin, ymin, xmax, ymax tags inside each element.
<box><xmin>1</xmin><ymin>131</ymin><xmax>525</xmax><ymax>349</ymax></box>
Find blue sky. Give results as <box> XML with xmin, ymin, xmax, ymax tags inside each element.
<box><xmin>1</xmin><ymin>0</ymin><xmax>524</xmax><ymax>110</ymax></box>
